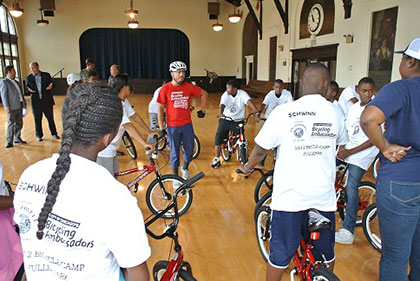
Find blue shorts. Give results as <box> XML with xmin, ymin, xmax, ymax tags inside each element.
<box><xmin>269</xmin><ymin>210</ymin><xmax>335</xmax><ymax>268</ymax></box>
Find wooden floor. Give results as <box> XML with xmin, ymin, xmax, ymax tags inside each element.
<box><xmin>1</xmin><ymin>94</ymin><xmax>380</xmax><ymax>280</ymax></box>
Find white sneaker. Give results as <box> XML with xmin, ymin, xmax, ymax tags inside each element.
<box><xmin>180</xmin><ymin>167</ymin><xmax>189</xmax><ymax>180</ymax></box>
<box><xmin>211</xmin><ymin>157</ymin><xmax>221</xmax><ymax>168</ymax></box>
<box><xmin>173</xmin><ymin>180</ymin><xmax>182</xmax><ymax>189</ymax></box>
<box><xmin>335</xmin><ymin>228</ymin><xmax>354</xmax><ymax>244</ymax></box>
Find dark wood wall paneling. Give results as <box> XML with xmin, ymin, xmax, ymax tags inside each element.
<box><xmin>242</xmin><ymin>13</ymin><xmax>258</xmax><ymax>80</ymax></box>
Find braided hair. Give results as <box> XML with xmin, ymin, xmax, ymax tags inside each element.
<box><xmin>109</xmin><ymin>74</ymin><xmax>133</xmax><ymax>93</ymax></box>
<box><xmin>36</xmin><ymin>82</ymin><xmax>123</xmax><ymax>239</ymax></box>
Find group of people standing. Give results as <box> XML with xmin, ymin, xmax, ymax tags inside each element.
<box><xmin>1</xmin><ymin>62</ymin><xmax>59</xmax><ymax>148</ymax></box>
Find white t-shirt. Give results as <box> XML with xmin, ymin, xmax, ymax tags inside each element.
<box><xmin>255</xmin><ymin>94</ymin><xmax>348</xmax><ymax>212</ymax></box>
<box><xmin>338</xmin><ymin>85</ymin><xmax>360</xmax><ymax>118</ymax></box>
<box><xmin>343</xmin><ymin>101</ymin><xmax>380</xmax><ymax>170</ymax></box>
<box><xmin>332</xmin><ymin>100</ymin><xmax>345</xmax><ymax>118</ymax></box>
<box><xmin>98</xmin><ymin>101</ymin><xmax>131</xmax><ymax>157</ymax></box>
<box><xmin>220</xmin><ymin>89</ymin><xmax>251</xmax><ymax>121</ymax></box>
<box><xmin>148</xmin><ymin>87</ymin><xmax>162</xmax><ymax>114</ymax></box>
<box><xmin>13</xmin><ymin>154</ymin><xmax>151</xmax><ymax>281</ymax></box>
<box><xmin>123</xmin><ymin>99</ymin><xmax>136</xmax><ymax>117</ymax></box>
<box><xmin>262</xmin><ymin>89</ymin><xmax>293</xmax><ymax>117</ymax></box>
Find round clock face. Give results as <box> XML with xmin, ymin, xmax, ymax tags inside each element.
<box><xmin>308</xmin><ymin>3</ymin><xmax>324</xmax><ymax>35</ymax></box>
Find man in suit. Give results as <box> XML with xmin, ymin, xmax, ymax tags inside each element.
<box><xmin>25</xmin><ymin>62</ymin><xmax>59</xmax><ymax>142</ymax></box>
<box><xmin>0</xmin><ymin>65</ymin><xmax>27</xmax><ymax>148</ymax></box>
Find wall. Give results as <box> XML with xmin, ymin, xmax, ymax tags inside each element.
<box><xmin>10</xmin><ymin>0</ymin><xmax>244</xmax><ymax>78</ymax></box>
<box><xmin>252</xmin><ymin>0</ymin><xmax>420</xmax><ymax>87</ymax></box>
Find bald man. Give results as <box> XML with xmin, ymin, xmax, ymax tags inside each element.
<box><xmin>238</xmin><ymin>63</ymin><xmax>348</xmax><ymax>281</ymax></box>
<box><xmin>108</xmin><ymin>64</ymin><xmax>121</xmax><ymax>85</ymax></box>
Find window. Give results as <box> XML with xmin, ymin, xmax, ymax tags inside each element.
<box><xmin>0</xmin><ymin>4</ymin><xmax>20</xmax><ymax>80</ymax></box>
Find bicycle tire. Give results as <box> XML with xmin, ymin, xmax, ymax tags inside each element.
<box><xmin>221</xmin><ymin>143</ymin><xmax>232</xmax><ymax>162</ymax></box>
<box><xmin>179</xmin><ymin>270</ymin><xmax>198</xmax><ymax>281</ymax></box>
<box><xmin>122</xmin><ymin>132</ymin><xmax>137</xmax><ymax>160</ymax></box>
<box><xmin>362</xmin><ymin>203</ymin><xmax>382</xmax><ymax>253</ymax></box>
<box><xmin>239</xmin><ymin>143</ymin><xmax>248</xmax><ymax>164</ymax></box>
<box><xmin>254</xmin><ymin>191</ymin><xmax>272</xmax><ymax>221</ymax></box>
<box><xmin>5</xmin><ymin>181</ymin><xmax>14</xmax><ymax>196</ymax></box>
<box><xmin>146</xmin><ymin>175</ymin><xmax>192</xmax><ymax>219</ymax></box>
<box><xmin>192</xmin><ymin>135</ymin><xmax>201</xmax><ymax>159</ymax></box>
<box><xmin>372</xmin><ymin>157</ymin><xmax>380</xmax><ymax>179</ymax></box>
<box><xmin>311</xmin><ymin>267</ymin><xmax>340</xmax><ymax>281</ymax></box>
<box><xmin>14</xmin><ymin>264</ymin><xmax>26</xmax><ymax>281</ymax></box>
<box><xmin>157</xmin><ymin>138</ymin><xmax>167</xmax><ymax>151</ymax></box>
<box><xmin>255</xmin><ymin>205</ymin><xmax>271</xmax><ymax>262</ymax></box>
<box><xmin>152</xmin><ymin>260</ymin><xmax>169</xmax><ymax>281</ymax></box>
<box><xmin>254</xmin><ymin>170</ymin><xmax>274</xmax><ymax>203</ymax></box>
<box><xmin>337</xmin><ymin>181</ymin><xmax>376</xmax><ymax>226</ymax></box>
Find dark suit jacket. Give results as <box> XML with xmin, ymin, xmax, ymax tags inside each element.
<box><xmin>25</xmin><ymin>71</ymin><xmax>55</xmax><ymax>108</ymax></box>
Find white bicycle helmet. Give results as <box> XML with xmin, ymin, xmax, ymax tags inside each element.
<box><xmin>67</xmin><ymin>72</ymin><xmax>81</xmax><ymax>86</ymax></box>
<box><xmin>169</xmin><ymin>61</ymin><xmax>187</xmax><ymax>72</ymax></box>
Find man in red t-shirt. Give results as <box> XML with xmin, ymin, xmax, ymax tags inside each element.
<box><xmin>157</xmin><ymin>61</ymin><xmax>208</xmax><ymax>179</ymax></box>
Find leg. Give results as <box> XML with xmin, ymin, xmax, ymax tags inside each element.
<box><xmin>409</xmin><ymin>215</ymin><xmax>420</xmax><ymax>280</ymax></box>
<box><xmin>147</xmin><ymin>113</ymin><xmax>158</xmax><ymax>144</ymax></box>
<box><xmin>43</xmin><ymin>104</ymin><xmax>58</xmax><ymax>136</ymax></box>
<box><xmin>214</xmin><ymin>119</ymin><xmax>229</xmax><ymax>158</ymax></box>
<box><xmin>32</xmin><ymin>104</ymin><xmax>43</xmax><ymax>138</ymax></box>
<box><xmin>181</xmin><ymin>123</ymin><xmax>194</xmax><ymax>166</ymax></box>
<box><xmin>376</xmin><ymin>179</ymin><xmax>420</xmax><ymax>281</ymax></box>
<box><xmin>6</xmin><ymin>111</ymin><xmax>15</xmax><ymax>144</ymax></box>
<box><xmin>167</xmin><ymin>126</ymin><xmax>182</xmax><ymax>175</ymax></box>
<box><xmin>342</xmin><ymin>164</ymin><xmax>366</xmax><ymax>234</ymax></box>
<box><xmin>13</xmin><ymin>108</ymin><xmax>23</xmax><ymax>141</ymax></box>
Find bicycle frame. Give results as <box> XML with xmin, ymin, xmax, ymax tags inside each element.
<box><xmin>115</xmin><ymin>163</ymin><xmax>156</xmax><ymax>192</ymax></box>
<box><xmin>291</xmin><ymin>237</ymin><xmax>321</xmax><ymax>281</ymax></box>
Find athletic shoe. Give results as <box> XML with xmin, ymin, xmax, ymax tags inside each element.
<box><xmin>211</xmin><ymin>158</ymin><xmax>221</xmax><ymax>169</ymax></box>
<box><xmin>36</xmin><ymin>137</ymin><xmax>43</xmax><ymax>142</ymax></box>
<box><xmin>180</xmin><ymin>166</ymin><xmax>189</xmax><ymax>180</ymax></box>
<box><xmin>173</xmin><ymin>180</ymin><xmax>182</xmax><ymax>189</ymax></box>
<box><xmin>52</xmin><ymin>135</ymin><xmax>60</xmax><ymax>139</ymax></box>
<box><xmin>335</xmin><ymin>228</ymin><xmax>354</xmax><ymax>244</ymax></box>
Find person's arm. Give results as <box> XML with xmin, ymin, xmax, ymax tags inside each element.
<box><xmin>337</xmin><ymin>140</ymin><xmax>374</xmax><ymax>160</ymax></box>
<box><xmin>45</xmin><ymin>73</ymin><xmax>53</xmax><ymax>91</ymax></box>
<box><xmin>237</xmin><ymin>144</ymin><xmax>269</xmax><ymax>175</ymax></box>
<box><xmin>199</xmin><ymin>88</ymin><xmax>208</xmax><ymax>112</ymax></box>
<box><xmin>0</xmin><ymin>195</ymin><xmax>14</xmax><ymax>210</ymax></box>
<box><xmin>123</xmin><ymin>123</ymin><xmax>153</xmax><ymax>149</ymax></box>
<box><xmin>0</xmin><ymin>82</ymin><xmax>10</xmax><ymax>112</ymax></box>
<box><xmin>130</xmin><ymin>113</ymin><xmax>157</xmax><ymax>137</ymax></box>
<box><xmin>246</xmin><ymin>99</ymin><xmax>259</xmax><ymax>113</ymax></box>
<box><xmin>259</xmin><ymin>103</ymin><xmax>267</xmax><ymax>115</ymax></box>
<box><xmin>122</xmin><ymin>262</ymin><xmax>149</xmax><ymax>281</ymax></box>
<box><xmin>360</xmin><ymin>105</ymin><xmax>410</xmax><ymax>162</ymax></box>
<box><xmin>218</xmin><ymin>104</ymin><xmax>226</xmax><ymax>118</ymax></box>
<box><xmin>157</xmin><ymin>103</ymin><xmax>165</xmax><ymax>131</ymax></box>
<box><xmin>349</xmin><ymin>97</ymin><xmax>358</xmax><ymax>103</ymax></box>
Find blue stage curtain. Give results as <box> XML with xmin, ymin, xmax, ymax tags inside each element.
<box><xmin>79</xmin><ymin>28</ymin><xmax>190</xmax><ymax>79</ymax></box>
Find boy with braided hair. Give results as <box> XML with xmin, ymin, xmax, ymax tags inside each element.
<box><xmin>13</xmin><ymin>82</ymin><xmax>150</xmax><ymax>281</ymax></box>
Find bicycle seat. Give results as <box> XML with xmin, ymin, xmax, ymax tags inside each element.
<box><xmin>308</xmin><ymin>209</ymin><xmax>333</xmax><ymax>232</ymax></box>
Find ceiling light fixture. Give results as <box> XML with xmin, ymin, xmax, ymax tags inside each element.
<box><xmin>37</xmin><ymin>9</ymin><xmax>48</xmax><ymax>27</ymax></box>
<box><xmin>212</xmin><ymin>19</ymin><xmax>223</xmax><ymax>32</ymax></box>
<box><xmin>128</xmin><ymin>18</ymin><xmax>139</xmax><ymax>29</ymax></box>
<box><xmin>9</xmin><ymin>0</ymin><xmax>24</xmax><ymax>18</ymax></box>
<box><xmin>125</xmin><ymin>0</ymin><xmax>138</xmax><ymax>19</ymax></box>
<box><xmin>228</xmin><ymin>6</ymin><xmax>242</xmax><ymax>23</ymax></box>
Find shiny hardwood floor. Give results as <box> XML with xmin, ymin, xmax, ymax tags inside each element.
<box><xmin>0</xmin><ymin>93</ymin><xmax>380</xmax><ymax>280</ymax></box>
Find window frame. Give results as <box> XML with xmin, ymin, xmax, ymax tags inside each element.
<box><xmin>0</xmin><ymin>4</ymin><xmax>20</xmax><ymax>81</ymax></box>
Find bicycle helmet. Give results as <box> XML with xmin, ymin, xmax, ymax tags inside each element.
<box><xmin>67</xmin><ymin>72</ymin><xmax>81</xmax><ymax>86</ymax></box>
<box><xmin>169</xmin><ymin>61</ymin><xmax>187</xmax><ymax>72</ymax></box>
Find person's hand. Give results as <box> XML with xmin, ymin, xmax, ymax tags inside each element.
<box><xmin>148</xmin><ymin>131</ymin><xmax>159</xmax><ymax>139</ymax></box>
<box><xmin>217</xmin><ymin>114</ymin><xmax>225</xmax><ymax>119</ymax></box>
<box><xmin>337</xmin><ymin>148</ymin><xmax>352</xmax><ymax>160</ymax></box>
<box><xmin>27</xmin><ymin>87</ymin><xmax>36</xmax><ymax>93</ymax></box>
<box><xmin>46</xmin><ymin>83</ymin><xmax>53</xmax><ymax>91</ymax></box>
<box><xmin>236</xmin><ymin>164</ymin><xmax>252</xmax><ymax>177</ymax></box>
<box><xmin>197</xmin><ymin>110</ymin><xmax>205</xmax><ymax>118</ymax></box>
<box><xmin>5</xmin><ymin>107</ymin><xmax>10</xmax><ymax>113</ymax></box>
<box><xmin>159</xmin><ymin>129</ymin><xmax>167</xmax><ymax>137</ymax></box>
<box><xmin>382</xmin><ymin>143</ymin><xmax>411</xmax><ymax>163</ymax></box>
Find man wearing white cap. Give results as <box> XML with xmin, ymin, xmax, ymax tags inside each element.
<box><xmin>361</xmin><ymin>38</ymin><xmax>420</xmax><ymax>281</ymax></box>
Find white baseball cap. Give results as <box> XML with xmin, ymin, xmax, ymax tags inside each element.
<box><xmin>394</xmin><ymin>38</ymin><xmax>420</xmax><ymax>60</ymax></box>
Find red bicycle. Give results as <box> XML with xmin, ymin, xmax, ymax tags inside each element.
<box><xmin>115</xmin><ymin>136</ymin><xmax>193</xmax><ymax>218</ymax></box>
<box><xmin>255</xmin><ymin>207</ymin><xmax>340</xmax><ymax>281</ymax></box>
<box><xmin>145</xmin><ymin>172</ymin><xmax>205</xmax><ymax>281</ymax></box>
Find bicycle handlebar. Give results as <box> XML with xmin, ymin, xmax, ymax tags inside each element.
<box><xmin>219</xmin><ymin>112</ymin><xmax>260</xmax><ymax>125</ymax></box>
<box><xmin>145</xmin><ymin>172</ymin><xmax>205</xmax><ymax>240</ymax></box>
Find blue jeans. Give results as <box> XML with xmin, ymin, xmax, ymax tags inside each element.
<box><xmin>376</xmin><ymin>178</ymin><xmax>420</xmax><ymax>281</ymax></box>
<box><xmin>342</xmin><ymin>164</ymin><xmax>366</xmax><ymax>233</ymax></box>
<box><xmin>167</xmin><ymin>123</ymin><xmax>194</xmax><ymax>169</ymax></box>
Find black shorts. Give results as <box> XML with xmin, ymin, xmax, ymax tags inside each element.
<box><xmin>215</xmin><ymin>119</ymin><xmax>241</xmax><ymax>145</ymax></box>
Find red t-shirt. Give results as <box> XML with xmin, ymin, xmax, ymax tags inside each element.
<box><xmin>157</xmin><ymin>82</ymin><xmax>201</xmax><ymax>127</ymax></box>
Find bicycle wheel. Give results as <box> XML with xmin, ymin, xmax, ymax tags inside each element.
<box><xmin>192</xmin><ymin>135</ymin><xmax>201</xmax><ymax>159</ymax></box>
<box><xmin>254</xmin><ymin>191</ymin><xmax>272</xmax><ymax>221</ymax></box>
<box><xmin>5</xmin><ymin>181</ymin><xmax>14</xmax><ymax>196</ymax></box>
<box><xmin>372</xmin><ymin>157</ymin><xmax>380</xmax><ymax>179</ymax></box>
<box><xmin>179</xmin><ymin>270</ymin><xmax>197</xmax><ymax>281</ymax></box>
<box><xmin>362</xmin><ymin>203</ymin><xmax>382</xmax><ymax>253</ymax></box>
<box><xmin>337</xmin><ymin>181</ymin><xmax>376</xmax><ymax>226</ymax></box>
<box><xmin>239</xmin><ymin>143</ymin><xmax>248</xmax><ymax>164</ymax></box>
<box><xmin>255</xmin><ymin>205</ymin><xmax>271</xmax><ymax>262</ymax></box>
<box><xmin>221</xmin><ymin>142</ymin><xmax>232</xmax><ymax>162</ymax></box>
<box><xmin>157</xmin><ymin>137</ymin><xmax>167</xmax><ymax>151</ymax></box>
<box><xmin>311</xmin><ymin>267</ymin><xmax>340</xmax><ymax>281</ymax></box>
<box><xmin>254</xmin><ymin>169</ymin><xmax>274</xmax><ymax>203</ymax></box>
<box><xmin>152</xmin><ymin>260</ymin><xmax>169</xmax><ymax>281</ymax></box>
<box><xmin>146</xmin><ymin>175</ymin><xmax>192</xmax><ymax>218</ymax></box>
<box><xmin>122</xmin><ymin>132</ymin><xmax>137</xmax><ymax>160</ymax></box>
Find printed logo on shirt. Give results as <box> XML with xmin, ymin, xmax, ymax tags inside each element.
<box><xmin>288</xmin><ymin>111</ymin><xmax>316</xmax><ymax>118</ymax></box>
<box><xmin>290</xmin><ymin>123</ymin><xmax>307</xmax><ymax>141</ymax></box>
<box><xmin>17</xmin><ymin>181</ymin><xmax>47</xmax><ymax>195</ymax></box>
<box><xmin>353</xmin><ymin>125</ymin><xmax>360</xmax><ymax>135</ymax></box>
<box><xmin>229</xmin><ymin>105</ymin><xmax>239</xmax><ymax>114</ymax></box>
<box><xmin>171</xmin><ymin>91</ymin><xmax>189</xmax><ymax>109</ymax></box>
<box><xmin>311</xmin><ymin>123</ymin><xmax>336</xmax><ymax>138</ymax></box>
<box><xmin>17</xmin><ymin>213</ymin><xmax>31</xmax><ymax>234</ymax></box>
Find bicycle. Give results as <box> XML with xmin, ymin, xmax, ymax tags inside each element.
<box><xmin>255</xmin><ymin>206</ymin><xmax>340</xmax><ymax>281</ymax></box>
<box><xmin>157</xmin><ymin>133</ymin><xmax>201</xmax><ymax>160</ymax></box>
<box><xmin>371</xmin><ymin>155</ymin><xmax>380</xmax><ymax>179</ymax></box>
<box><xmin>362</xmin><ymin>203</ymin><xmax>382</xmax><ymax>252</ymax></box>
<box><xmin>220</xmin><ymin>112</ymin><xmax>259</xmax><ymax>165</ymax></box>
<box><xmin>122</xmin><ymin>131</ymin><xmax>137</xmax><ymax>160</ymax></box>
<box><xmin>145</xmin><ymin>172</ymin><xmax>205</xmax><ymax>281</ymax></box>
<box><xmin>115</xmin><ymin>136</ymin><xmax>193</xmax><ymax>218</ymax></box>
